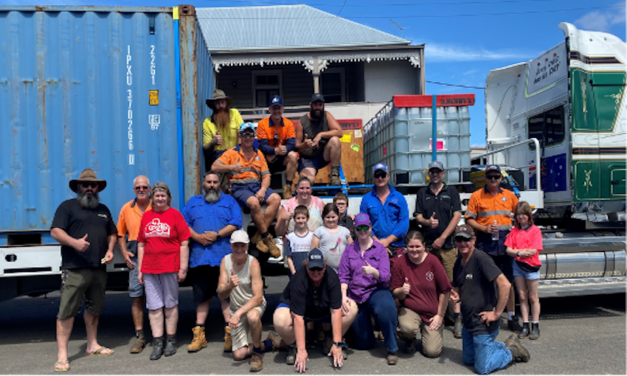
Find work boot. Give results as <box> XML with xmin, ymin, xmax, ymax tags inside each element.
<box><xmin>286</xmin><ymin>344</ymin><xmax>296</xmax><ymax>365</ymax></box>
<box><xmin>224</xmin><ymin>326</ymin><xmax>233</xmax><ymax>353</ymax></box>
<box><xmin>150</xmin><ymin>337</ymin><xmax>164</xmax><ymax>361</ymax></box>
<box><xmin>504</xmin><ymin>334</ymin><xmax>530</xmax><ymax>362</ymax></box>
<box><xmin>330</xmin><ymin>165</ymin><xmax>341</xmax><ymax>186</ymax></box>
<box><xmin>164</xmin><ymin>336</ymin><xmax>177</xmax><ymax>357</ymax></box>
<box><xmin>249</xmin><ymin>352</ymin><xmax>263</xmax><ymax>372</ymax></box>
<box><xmin>508</xmin><ymin>315</ymin><xmax>522</xmax><ymax>333</ymax></box>
<box><xmin>386</xmin><ymin>351</ymin><xmax>398</xmax><ymax>365</ymax></box>
<box><xmin>282</xmin><ymin>184</ymin><xmax>293</xmax><ymax>200</ymax></box>
<box><xmin>518</xmin><ymin>322</ymin><xmax>530</xmax><ymax>339</ymax></box>
<box><xmin>130</xmin><ymin>331</ymin><xmax>146</xmax><ymax>354</ymax></box>
<box><xmin>266</xmin><ymin>331</ymin><xmax>287</xmax><ymax>351</ymax></box>
<box><xmin>454</xmin><ymin>316</ymin><xmax>463</xmax><ymax>339</ymax></box>
<box><xmin>404</xmin><ymin>339</ymin><xmax>416</xmax><ymax>354</ymax></box>
<box><xmin>263</xmin><ymin>233</ymin><xmax>281</xmax><ymax>258</ymax></box>
<box><xmin>529</xmin><ymin>323</ymin><xmax>540</xmax><ymax>340</ymax></box>
<box><xmin>187</xmin><ymin>326</ymin><xmax>207</xmax><ymax>353</ymax></box>
<box><xmin>252</xmin><ymin>231</ymin><xmax>269</xmax><ymax>253</ymax></box>
<box><xmin>322</xmin><ymin>336</ymin><xmax>333</xmax><ymax>355</ymax></box>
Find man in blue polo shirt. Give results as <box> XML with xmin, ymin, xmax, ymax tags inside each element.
<box><xmin>183</xmin><ymin>171</ymin><xmax>243</xmax><ymax>354</ymax></box>
<box><xmin>360</xmin><ymin>162</ymin><xmax>409</xmax><ymax>264</ymax></box>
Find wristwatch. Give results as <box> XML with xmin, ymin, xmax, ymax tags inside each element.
<box><xmin>516</xmin><ymin>251</ymin><xmax>520</xmax><ymax>257</ymax></box>
<box><xmin>216</xmin><ymin>233</ymin><xmax>222</xmax><ymax>241</ymax></box>
<box><xmin>333</xmin><ymin>341</ymin><xmax>346</xmax><ymax>348</ymax></box>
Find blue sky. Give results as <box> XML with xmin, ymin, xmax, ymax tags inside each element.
<box><xmin>3</xmin><ymin>0</ymin><xmax>625</xmax><ymax>146</ymax></box>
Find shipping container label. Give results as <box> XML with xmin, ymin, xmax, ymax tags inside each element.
<box><xmin>150</xmin><ymin>45</ymin><xmax>157</xmax><ymax>85</ymax></box>
<box><xmin>127</xmin><ymin>45</ymin><xmax>134</xmax><ymax>165</ymax></box>
<box><xmin>149</xmin><ymin>90</ymin><xmax>159</xmax><ymax>106</ymax></box>
<box><xmin>149</xmin><ymin>115</ymin><xmax>160</xmax><ymax>131</ymax></box>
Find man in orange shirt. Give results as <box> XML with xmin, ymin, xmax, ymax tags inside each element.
<box><xmin>117</xmin><ymin>175</ymin><xmax>152</xmax><ymax>354</ymax></box>
<box><xmin>257</xmin><ymin>95</ymin><xmax>299</xmax><ymax>199</ymax></box>
<box><xmin>465</xmin><ymin>165</ymin><xmax>521</xmax><ymax>333</ymax></box>
<box><xmin>212</xmin><ymin>123</ymin><xmax>282</xmax><ymax>258</ymax></box>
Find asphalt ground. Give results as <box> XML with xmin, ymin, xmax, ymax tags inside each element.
<box><xmin>0</xmin><ymin>274</ymin><xmax>625</xmax><ymax>375</ymax></box>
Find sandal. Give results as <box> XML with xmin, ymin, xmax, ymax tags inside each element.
<box><xmin>86</xmin><ymin>346</ymin><xmax>114</xmax><ymax>356</ymax></box>
<box><xmin>54</xmin><ymin>360</ymin><xmax>70</xmax><ymax>372</ymax></box>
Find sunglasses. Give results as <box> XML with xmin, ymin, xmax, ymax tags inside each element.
<box><xmin>454</xmin><ymin>237</ymin><xmax>471</xmax><ymax>243</ymax></box>
<box><xmin>309</xmin><ymin>267</ymin><xmax>323</xmax><ymax>272</ymax></box>
<box><xmin>134</xmin><ymin>186</ymin><xmax>149</xmax><ymax>190</ymax></box>
<box><xmin>486</xmin><ymin>175</ymin><xmax>502</xmax><ymax>180</ymax></box>
<box><xmin>240</xmin><ymin>133</ymin><xmax>255</xmax><ymax>138</ymax></box>
<box><xmin>80</xmin><ymin>182</ymin><xmax>98</xmax><ymax>188</ymax></box>
<box><xmin>356</xmin><ymin>225</ymin><xmax>370</xmax><ymax>232</ymax></box>
<box><xmin>429</xmin><ymin>169</ymin><xmax>443</xmax><ymax>174</ymax></box>
<box><xmin>374</xmin><ymin>172</ymin><xmax>387</xmax><ymax>179</ymax></box>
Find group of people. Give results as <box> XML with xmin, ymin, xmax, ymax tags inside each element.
<box><xmin>49</xmin><ymin>100</ymin><xmax>543</xmax><ymax>373</ymax></box>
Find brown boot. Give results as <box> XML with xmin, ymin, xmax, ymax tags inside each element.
<box><xmin>282</xmin><ymin>184</ymin><xmax>293</xmax><ymax>200</ymax></box>
<box><xmin>130</xmin><ymin>332</ymin><xmax>146</xmax><ymax>354</ymax></box>
<box><xmin>249</xmin><ymin>352</ymin><xmax>263</xmax><ymax>372</ymax></box>
<box><xmin>187</xmin><ymin>326</ymin><xmax>207</xmax><ymax>353</ymax></box>
<box><xmin>224</xmin><ymin>326</ymin><xmax>233</xmax><ymax>353</ymax></box>
<box><xmin>252</xmin><ymin>231</ymin><xmax>269</xmax><ymax>253</ymax></box>
<box><xmin>266</xmin><ymin>331</ymin><xmax>287</xmax><ymax>351</ymax></box>
<box><xmin>330</xmin><ymin>165</ymin><xmax>341</xmax><ymax>186</ymax></box>
<box><xmin>263</xmin><ymin>233</ymin><xmax>281</xmax><ymax>258</ymax></box>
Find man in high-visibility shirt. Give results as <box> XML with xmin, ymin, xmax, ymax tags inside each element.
<box><xmin>465</xmin><ymin>165</ymin><xmax>521</xmax><ymax>334</ymax></box>
<box><xmin>203</xmin><ymin>89</ymin><xmax>244</xmax><ymax>173</ymax></box>
<box><xmin>212</xmin><ymin>123</ymin><xmax>282</xmax><ymax>258</ymax></box>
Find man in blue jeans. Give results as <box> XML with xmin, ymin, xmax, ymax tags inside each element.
<box><xmin>450</xmin><ymin>225</ymin><xmax>530</xmax><ymax>374</ymax></box>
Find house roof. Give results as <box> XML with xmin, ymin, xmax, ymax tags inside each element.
<box><xmin>196</xmin><ymin>5</ymin><xmax>410</xmax><ymax>52</ymax></box>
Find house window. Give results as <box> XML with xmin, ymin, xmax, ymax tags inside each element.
<box><xmin>321</xmin><ymin>68</ymin><xmax>345</xmax><ymax>103</ymax></box>
<box><xmin>527</xmin><ymin>105</ymin><xmax>565</xmax><ymax>149</ymax></box>
<box><xmin>252</xmin><ymin>70</ymin><xmax>282</xmax><ymax>108</ymax></box>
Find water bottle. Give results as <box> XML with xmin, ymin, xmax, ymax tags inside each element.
<box><xmin>491</xmin><ymin>220</ymin><xmax>499</xmax><ymax>241</ymax></box>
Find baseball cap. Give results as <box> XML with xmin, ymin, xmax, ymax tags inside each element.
<box><xmin>230</xmin><ymin>229</ymin><xmax>250</xmax><ymax>243</ymax></box>
<box><xmin>454</xmin><ymin>224</ymin><xmax>475</xmax><ymax>239</ymax></box>
<box><xmin>307</xmin><ymin>248</ymin><xmax>325</xmax><ymax>270</ymax></box>
<box><xmin>310</xmin><ymin>93</ymin><xmax>325</xmax><ymax>103</ymax></box>
<box><xmin>485</xmin><ymin>165</ymin><xmax>502</xmax><ymax>174</ymax></box>
<box><xmin>269</xmin><ymin>95</ymin><xmax>283</xmax><ymax>108</ymax></box>
<box><xmin>239</xmin><ymin>122</ymin><xmax>256</xmax><ymax>134</ymax></box>
<box><xmin>428</xmin><ymin>161</ymin><xmax>444</xmax><ymax>172</ymax></box>
<box><xmin>373</xmin><ymin>162</ymin><xmax>388</xmax><ymax>174</ymax></box>
<box><xmin>354</xmin><ymin>213</ymin><xmax>370</xmax><ymax>227</ymax></box>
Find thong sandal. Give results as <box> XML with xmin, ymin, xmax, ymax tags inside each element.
<box><xmin>54</xmin><ymin>360</ymin><xmax>70</xmax><ymax>372</ymax></box>
<box><xmin>86</xmin><ymin>346</ymin><xmax>114</xmax><ymax>356</ymax></box>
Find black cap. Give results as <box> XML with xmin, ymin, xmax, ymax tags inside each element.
<box><xmin>307</xmin><ymin>248</ymin><xmax>324</xmax><ymax>270</ymax></box>
<box><xmin>485</xmin><ymin>165</ymin><xmax>502</xmax><ymax>174</ymax></box>
<box><xmin>310</xmin><ymin>93</ymin><xmax>325</xmax><ymax>103</ymax></box>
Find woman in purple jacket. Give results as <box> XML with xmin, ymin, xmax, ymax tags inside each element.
<box><xmin>338</xmin><ymin>213</ymin><xmax>399</xmax><ymax>366</ymax></box>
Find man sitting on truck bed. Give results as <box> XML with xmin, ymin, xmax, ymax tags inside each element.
<box><xmin>295</xmin><ymin>93</ymin><xmax>344</xmax><ymax>186</ymax></box>
<box><xmin>212</xmin><ymin>123</ymin><xmax>281</xmax><ymax>258</ymax></box>
<box><xmin>203</xmin><ymin>89</ymin><xmax>244</xmax><ymax>174</ymax></box>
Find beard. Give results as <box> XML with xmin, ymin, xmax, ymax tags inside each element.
<box><xmin>77</xmin><ymin>191</ymin><xmax>100</xmax><ymax>209</ymax></box>
<box><xmin>203</xmin><ymin>185</ymin><xmax>221</xmax><ymax>204</ymax></box>
<box><xmin>309</xmin><ymin>108</ymin><xmax>323</xmax><ymax>120</ymax></box>
<box><xmin>214</xmin><ymin>108</ymin><xmax>230</xmax><ymax>128</ymax></box>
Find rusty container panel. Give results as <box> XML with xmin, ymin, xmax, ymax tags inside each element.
<box><xmin>0</xmin><ymin>6</ymin><xmax>181</xmax><ymax>233</ymax></box>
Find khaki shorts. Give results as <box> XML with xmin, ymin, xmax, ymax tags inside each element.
<box><xmin>231</xmin><ymin>300</ymin><xmax>267</xmax><ymax>351</ymax></box>
<box><xmin>398</xmin><ymin>307</ymin><xmax>443</xmax><ymax>358</ymax></box>
<box><xmin>58</xmin><ymin>268</ymin><xmax>107</xmax><ymax>320</ymax></box>
<box><xmin>427</xmin><ymin>247</ymin><xmax>458</xmax><ymax>282</ymax></box>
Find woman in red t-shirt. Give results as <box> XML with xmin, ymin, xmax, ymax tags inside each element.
<box><xmin>137</xmin><ymin>182</ymin><xmax>190</xmax><ymax>360</ymax></box>
<box><xmin>505</xmin><ymin>201</ymin><xmax>542</xmax><ymax>340</ymax></box>
<box><xmin>391</xmin><ymin>231</ymin><xmax>452</xmax><ymax>358</ymax></box>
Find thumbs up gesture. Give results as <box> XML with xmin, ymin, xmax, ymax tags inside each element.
<box><xmin>232</xmin><ymin>162</ymin><xmax>244</xmax><ymax>174</ymax></box>
<box><xmin>230</xmin><ymin>269</ymin><xmax>240</xmax><ymax>287</ymax></box>
<box><xmin>402</xmin><ymin>278</ymin><xmax>411</xmax><ymax>295</ymax></box>
<box><xmin>362</xmin><ymin>260</ymin><xmax>377</xmax><ymax>276</ymax></box>
<box><xmin>429</xmin><ymin>212</ymin><xmax>439</xmax><ymax>229</ymax></box>
<box><xmin>214</xmin><ymin>130</ymin><xmax>223</xmax><ymax>146</ymax></box>
<box><xmin>304</xmin><ymin>133</ymin><xmax>314</xmax><ymax>149</ymax></box>
<box><xmin>74</xmin><ymin>234</ymin><xmax>90</xmax><ymax>252</ymax></box>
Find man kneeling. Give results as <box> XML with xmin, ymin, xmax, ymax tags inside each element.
<box><xmin>217</xmin><ymin>230</ymin><xmax>282</xmax><ymax>372</ymax></box>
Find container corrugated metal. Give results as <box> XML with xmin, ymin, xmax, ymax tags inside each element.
<box><xmin>0</xmin><ymin>6</ymin><xmax>179</xmax><ymax>233</ymax></box>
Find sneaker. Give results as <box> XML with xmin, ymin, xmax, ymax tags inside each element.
<box><xmin>266</xmin><ymin>331</ymin><xmax>287</xmax><ymax>351</ymax></box>
<box><xmin>508</xmin><ymin>315</ymin><xmax>522</xmax><ymax>333</ymax></box>
<box><xmin>404</xmin><ymin>339</ymin><xmax>416</xmax><ymax>354</ymax></box>
<box><xmin>518</xmin><ymin>322</ymin><xmax>530</xmax><ymax>339</ymax></box>
<box><xmin>282</xmin><ymin>184</ymin><xmax>293</xmax><ymax>200</ymax></box>
<box><xmin>150</xmin><ymin>337</ymin><xmax>164</xmax><ymax>361</ymax></box>
<box><xmin>454</xmin><ymin>316</ymin><xmax>463</xmax><ymax>339</ymax></box>
<box><xmin>224</xmin><ymin>326</ymin><xmax>233</xmax><ymax>353</ymax></box>
<box><xmin>252</xmin><ymin>231</ymin><xmax>269</xmax><ymax>253</ymax></box>
<box><xmin>529</xmin><ymin>323</ymin><xmax>540</xmax><ymax>340</ymax></box>
<box><xmin>187</xmin><ymin>326</ymin><xmax>207</xmax><ymax>353</ymax></box>
<box><xmin>330</xmin><ymin>166</ymin><xmax>341</xmax><ymax>186</ymax></box>
<box><xmin>504</xmin><ymin>334</ymin><xmax>530</xmax><ymax>362</ymax></box>
<box><xmin>249</xmin><ymin>352</ymin><xmax>263</xmax><ymax>372</ymax></box>
<box><xmin>386</xmin><ymin>351</ymin><xmax>398</xmax><ymax>365</ymax></box>
<box><xmin>286</xmin><ymin>344</ymin><xmax>296</xmax><ymax>365</ymax></box>
<box><xmin>164</xmin><ymin>336</ymin><xmax>177</xmax><ymax>357</ymax></box>
<box><xmin>130</xmin><ymin>332</ymin><xmax>146</xmax><ymax>354</ymax></box>
<box><xmin>263</xmin><ymin>233</ymin><xmax>281</xmax><ymax>258</ymax></box>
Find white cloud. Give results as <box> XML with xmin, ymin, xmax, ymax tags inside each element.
<box><xmin>425</xmin><ymin>43</ymin><xmax>533</xmax><ymax>62</ymax></box>
<box><xmin>574</xmin><ymin>3</ymin><xmax>626</xmax><ymax>32</ymax></box>
<box><xmin>471</xmin><ymin>143</ymin><xmax>486</xmax><ymax>148</ymax></box>
<box><xmin>464</xmin><ymin>69</ymin><xmax>478</xmax><ymax>75</ymax></box>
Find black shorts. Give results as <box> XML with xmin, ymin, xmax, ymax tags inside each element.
<box><xmin>489</xmin><ymin>254</ymin><xmax>514</xmax><ymax>284</ymax></box>
<box><xmin>189</xmin><ymin>265</ymin><xmax>221</xmax><ymax>305</ymax></box>
<box><xmin>268</xmin><ymin>155</ymin><xmax>287</xmax><ymax>174</ymax></box>
<box><xmin>298</xmin><ymin>153</ymin><xmax>329</xmax><ymax>172</ymax></box>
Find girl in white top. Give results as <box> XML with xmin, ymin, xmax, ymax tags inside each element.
<box><xmin>311</xmin><ymin>203</ymin><xmax>353</xmax><ymax>273</ymax></box>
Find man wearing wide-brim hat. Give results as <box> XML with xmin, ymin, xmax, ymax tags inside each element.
<box><xmin>50</xmin><ymin>168</ymin><xmax>118</xmax><ymax>372</ymax></box>
<box><xmin>203</xmin><ymin>89</ymin><xmax>244</xmax><ymax>173</ymax></box>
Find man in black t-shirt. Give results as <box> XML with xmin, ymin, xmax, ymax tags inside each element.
<box><xmin>50</xmin><ymin>169</ymin><xmax>117</xmax><ymax>372</ymax></box>
<box><xmin>450</xmin><ymin>225</ymin><xmax>530</xmax><ymax>374</ymax></box>
<box><xmin>273</xmin><ymin>249</ymin><xmax>352</xmax><ymax>372</ymax></box>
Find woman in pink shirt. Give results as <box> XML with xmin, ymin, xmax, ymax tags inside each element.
<box><xmin>505</xmin><ymin>201</ymin><xmax>543</xmax><ymax>340</ymax></box>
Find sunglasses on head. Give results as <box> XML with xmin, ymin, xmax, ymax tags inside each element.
<box><xmin>240</xmin><ymin>133</ymin><xmax>255</xmax><ymax>138</ymax></box>
<box><xmin>374</xmin><ymin>172</ymin><xmax>387</xmax><ymax>179</ymax></box>
<box><xmin>134</xmin><ymin>186</ymin><xmax>149</xmax><ymax>190</ymax></box>
<box><xmin>356</xmin><ymin>225</ymin><xmax>370</xmax><ymax>232</ymax></box>
<box><xmin>454</xmin><ymin>236</ymin><xmax>470</xmax><ymax>243</ymax></box>
<box><xmin>309</xmin><ymin>267</ymin><xmax>323</xmax><ymax>272</ymax></box>
<box><xmin>80</xmin><ymin>182</ymin><xmax>98</xmax><ymax>188</ymax></box>
<box><xmin>486</xmin><ymin>175</ymin><xmax>501</xmax><ymax>180</ymax></box>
